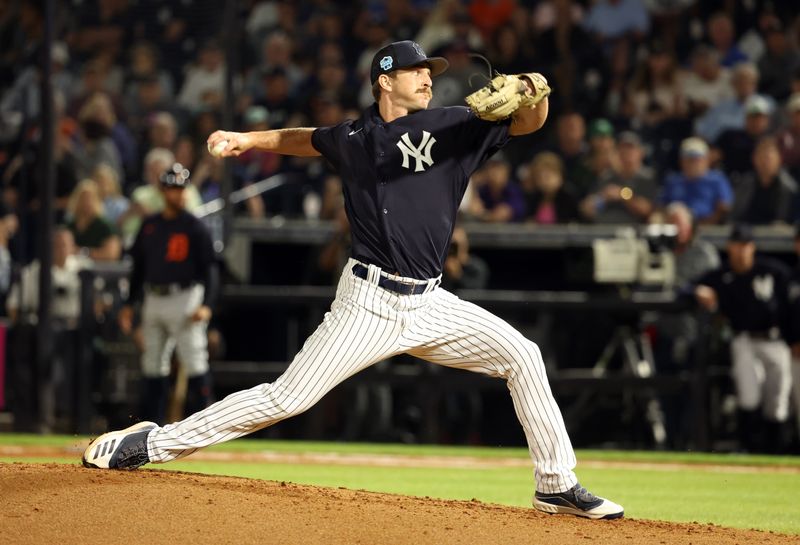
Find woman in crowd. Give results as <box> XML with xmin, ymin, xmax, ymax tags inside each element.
<box><xmin>65</xmin><ymin>179</ymin><xmax>122</xmax><ymax>262</ymax></box>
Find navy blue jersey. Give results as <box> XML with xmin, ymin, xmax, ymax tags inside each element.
<box><xmin>312</xmin><ymin>104</ymin><xmax>510</xmax><ymax>279</ymax></box>
<box><xmin>697</xmin><ymin>258</ymin><xmax>791</xmax><ymax>336</ymax></box>
<box><xmin>787</xmin><ymin>267</ymin><xmax>800</xmax><ymax>344</ymax></box>
<box><xmin>127</xmin><ymin>211</ymin><xmax>217</xmax><ymax>305</ymax></box>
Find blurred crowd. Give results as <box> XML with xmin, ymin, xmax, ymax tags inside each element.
<box><xmin>3</xmin><ymin>0</ymin><xmax>800</xmax><ymax>446</ymax></box>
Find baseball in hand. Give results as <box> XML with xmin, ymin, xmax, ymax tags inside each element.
<box><xmin>208</xmin><ymin>139</ymin><xmax>229</xmax><ymax>157</ymax></box>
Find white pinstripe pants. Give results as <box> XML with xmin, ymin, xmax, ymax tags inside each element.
<box><xmin>147</xmin><ymin>259</ymin><xmax>578</xmax><ymax>493</ymax></box>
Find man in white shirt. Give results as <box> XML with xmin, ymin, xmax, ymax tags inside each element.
<box><xmin>680</xmin><ymin>45</ymin><xmax>732</xmax><ymax>117</ymax></box>
<box><xmin>6</xmin><ymin>228</ymin><xmax>91</xmax><ymax>432</ymax></box>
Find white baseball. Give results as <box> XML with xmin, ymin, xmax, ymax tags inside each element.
<box><xmin>208</xmin><ymin>140</ymin><xmax>229</xmax><ymax>157</ymax></box>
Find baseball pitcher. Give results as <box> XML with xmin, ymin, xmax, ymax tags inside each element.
<box><xmin>84</xmin><ymin>40</ymin><xmax>623</xmax><ymax>520</ymax></box>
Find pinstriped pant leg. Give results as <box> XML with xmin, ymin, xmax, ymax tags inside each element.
<box><xmin>406</xmin><ymin>289</ymin><xmax>578</xmax><ymax>494</ymax></box>
<box><xmin>147</xmin><ymin>270</ymin><xmax>404</xmax><ymax>463</ymax></box>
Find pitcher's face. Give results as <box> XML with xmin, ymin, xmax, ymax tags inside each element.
<box><xmin>386</xmin><ymin>66</ymin><xmax>433</xmax><ymax>112</ymax></box>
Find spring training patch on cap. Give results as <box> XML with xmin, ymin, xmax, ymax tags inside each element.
<box><xmin>380</xmin><ymin>56</ymin><xmax>393</xmax><ymax>71</ymax></box>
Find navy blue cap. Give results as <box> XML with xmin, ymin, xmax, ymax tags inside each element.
<box><xmin>370</xmin><ymin>40</ymin><xmax>448</xmax><ymax>84</ymax></box>
<box><xmin>729</xmin><ymin>223</ymin><xmax>754</xmax><ymax>243</ymax></box>
<box><xmin>160</xmin><ymin>163</ymin><xmax>191</xmax><ymax>188</ymax></box>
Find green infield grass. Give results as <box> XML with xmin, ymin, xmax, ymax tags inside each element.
<box><xmin>1</xmin><ymin>433</ymin><xmax>798</xmax><ymax>534</ymax></box>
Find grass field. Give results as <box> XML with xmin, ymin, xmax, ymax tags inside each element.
<box><xmin>2</xmin><ymin>433</ymin><xmax>799</xmax><ymax>534</ymax></box>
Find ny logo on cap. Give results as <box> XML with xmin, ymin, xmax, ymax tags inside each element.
<box><xmin>397</xmin><ymin>131</ymin><xmax>436</xmax><ymax>172</ymax></box>
<box><xmin>380</xmin><ymin>56</ymin><xmax>393</xmax><ymax>71</ymax></box>
<box><xmin>411</xmin><ymin>42</ymin><xmax>425</xmax><ymax>57</ymax></box>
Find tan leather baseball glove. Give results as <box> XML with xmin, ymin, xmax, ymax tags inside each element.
<box><xmin>465</xmin><ymin>72</ymin><xmax>551</xmax><ymax>122</ymax></box>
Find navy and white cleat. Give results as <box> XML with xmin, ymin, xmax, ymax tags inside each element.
<box><xmin>82</xmin><ymin>421</ymin><xmax>156</xmax><ymax>470</ymax></box>
<box><xmin>533</xmin><ymin>483</ymin><xmax>624</xmax><ymax>520</ymax></box>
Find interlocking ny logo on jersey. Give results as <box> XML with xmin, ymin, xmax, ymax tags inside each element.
<box><xmin>753</xmin><ymin>274</ymin><xmax>774</xmax><ymax>302</ymax></box>
<box><xmin>397</xmin><ymin>131</ymin><xmax>436</xmax><ymax>172</ymax></box>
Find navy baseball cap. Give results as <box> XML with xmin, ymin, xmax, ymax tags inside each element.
<box><xmin>370</xmin><ymin>40</ymin><xmax>448</xmax><ymax>84</ymax></box>
<box><xmin>729</xmin><ymin>223</ymin><xmax>754</xmax><ymax>243</ymax></box>
<box><xmin>160</xmin><ymin>163</ymin><xmax>191</xmax><ymax>188</ymax></box>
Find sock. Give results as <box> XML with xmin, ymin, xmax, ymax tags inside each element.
<box><xmin>185</xmin><ymin>372</ymin><xmax>213</xmax><ymax>416</ymax></box>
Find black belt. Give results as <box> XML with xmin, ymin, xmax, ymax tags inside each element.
<box><xmin>351</xmin><ymin>264</ymin><xmax>430</xmax><ymax>295</ymax></box>
<box><xmin>736</xmin><ymin>328</ymin><xmax>781</xmax><ymax>341</ymax></box>
<box><xmin>146</xmin><ymin>282</ymin><xmax>194</xmax><ymax>296</ymax></box>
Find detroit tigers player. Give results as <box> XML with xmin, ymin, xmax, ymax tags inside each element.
<box><xmin>117</xmin><ymin>163</ymin><xmax>218</xmax><ymax>424</ymax></box>
<box><xmin>83</xmin><ymin>41</ymin><xmax>623</xmax><ymax>520</ymax></box>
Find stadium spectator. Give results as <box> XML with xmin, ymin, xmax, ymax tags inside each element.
<box><xmin>65</xmin><ymin>0</ymin><xmax>129</xmax><ymax>60</ymax></box>
<box><xmin>193</xmin><ymin>155</ymin><xmax>225</xmax><ymax>205</ymax></box>
<box><xmin>441</xmin><ymin>225</ymin><xmax>490</xmax><ymax>291</ymax></box>
<box><xmin>129</xmin><ymin>1</ymin><xmax>215</xmax><ymax>88</ymax></box>
<box><xmin>6</xmin><ymin>227</ymin><xmax>85</xmax><ymax>324</ymax></box>
<box><xmin>488</xmin><ymin>24</ymin><xmax>530</xmax><ymax>76</ymax></box>
<box><xmin>653</xmin><ymin>201</ymin><xmax>719</xmax><ymax>446</ymax></box>
<box><xmin>520</xmin><ymin>152</ymin><xmax>581</xmax><ymax>224</ymax></box>
<box><xmin>580</xmin><ymin>131</ymin><xmax>656</xmax><ymax>223</ymax></box>
<box><xmin>582</xmin><ymin>118</ymin><xmax>620</xmax><ymax>197</ymax></box>
<box><xmin>776</xmin><ymin>92</ymin><xmax>800</xmax><ymax>180</ymax></box>
<box><xmin>301</xmin><ymin>53</ymin><xmax>356</xmax><ymax>113</ymax></box>
<box><xmin>92</xmin><ymin>163</ymin><xmax>129</xmax><ymax>228</ymax></box>
<box><xmin>124</xmin><ymin>41</ymin><xmax>175</xmax><ymax>107</ymax></box>
<box><xmin>65</xmin><ymin>179</ymin><xmax>121</xmax><ymax>262</ymax></box>
<box><xmin>414</xmin><ymin>4</ymin><xmax>483</xmax><ymax>57</ymax></box>
<box><xmin>254</xmin><ymin>67</ymin><xmax>296</xmax><ymax>129</ymax></box>
<box><xmin>627</xmin><ymin>40</ymin><xmax>687</xmax><ymax>129</ymax></box>
<box><xmin>661</xmin><ymin>137</ymin><xmax>733</xmax><ymax>225</ymax></box>
<box><xmin>145</xmin><ymin>112</ymin><xmax>178</xmax><ymax>158</ymax></box>
<box><xmin>235</xmin><ymin>106</ymin><xmax>282</xmax><ymax>188</ymax></box>
<box><xmin>757</xmin><ymin>21</ymin><xmax>800</xmax><ymax>102</ymax></box>
<box><xmin>355</xmin><ymin>16</ymin><xmax>393</xmax><ymax>105</ymax></box>
<box><xmin>73</xmin><ymin>92</ymin><xmax>125</xmax><ymax>182</ymax></box>
<box><xmin>0</xmin><ymin>198</ymin><xmax>15</xmax><ymax>311</ymax></box>
<box><xmin>426</xmin><ymin>40</ymin><xmax>483</xmax><ymax>109</ymax></box>
<box><xmin>714</xmin><ymin>94</ymin><xmax>774</xmax><ymax>184</ymax></box>
<box><xmin>0</xmin><ymin>1</ymin><xmax>44</xmax><ymax>87</ymax></box>
<box><xmin>665</xmin><ymin>202</ymin><xmax>720</xmax><ymax>290</ymax></box>
<box><xmin>68</xmin><ymin>57</ymin><xmax>124</xmax><ymax>120</ymax></box>
<box><xmin>583</xmin><ymin>0</ymin><xmax>650</xmax><ymax>48</ymax></box>
<box><xmin>244</xmin><ymin>0</ymin><xmax>297</xmax><ymax>53</ymax></box>
<box><xmin>731</xmin><ymin>137</ymin><xmax>798</xmax><ymax>225</ymax></box>
<box><xmin>534</xmin><ymin>0</ymin><xmax>599</xmax><ymax>113</ymax></box>
<box><xmin>696</xmin><ymin>62</ymin><xmax>773</xmax><ymax>143</ymax></box>
<box><xmin>552</xmin><ymin>111</ymin><xmax>592</xmax><ymax>197</ymax></box>
<box><xmin>6</xmin><ymin>227</ymin><xmax>90</xmax><ymax>432</ymax></box>
<box><xmin>706</xmin><ymin>12</ymin><xmax>748</xmax><ymax>68</ymax></box>
<box><xmin>468</xmin><ymin>0</ymin><xmax>516</xmax><ymax>40</ymax></box>
<box><xmin>246</xmin><ymin>31</ymin><xmax>305</xmax><ymax>100</ymax></box>
<box><xmin>473</xmin><ymin>153</ymin><xmax>526</xmax><ymax>223</ymax></box>
<box><xmin>680</xmin><ymin>45</ymin><xmax>731</xmax><ymax>119</ymax></box>
<box><xmin>0</xmin><ymin>42</ymin><xmax>74</xmax><ymax>127</ymax></box>
<box><xmin>177</xmin><ymin>40</ymin><xmax>226</xmax><ymax>114</ymax></box>
<box><xmin>125</xmin><ymin>76</ymin><xmax>175</xmax><ymax>144</ymax></box>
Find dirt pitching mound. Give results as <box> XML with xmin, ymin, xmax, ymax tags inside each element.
<box><xmin>1</xmin><ymin>463</ymin><xmax>796</xmax><ymax>545</ymax></box>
